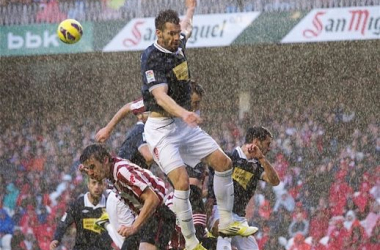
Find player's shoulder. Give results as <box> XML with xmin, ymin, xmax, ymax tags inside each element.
<box><xmin>228</xmin><ymin>149</ymin><xmax>241</xmax><ymax>162</ymax></box>
<box><xmin>67</xmin><ymin>193</ymin><xmax>86</xmax><ymax>208</ymax></box>
<box><xmin>142</xmin><ymin>43</ymin><xmax>162</xmax><ymax>61</ymax></box>
<box><xmin>75</xmin><ymin>193</ymin><xmax>87</xmax><ymax>204</ymax></box>
<box><xmin>114</xmin><ymin>158</ymin><xmax>141</xmax><ymax>172</ymax></box>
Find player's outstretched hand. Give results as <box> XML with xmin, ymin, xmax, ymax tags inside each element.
<box><xmin>95</xmin><ymin>127</ymin><xmax>111</xmax><ymax>142</ymax></box>
<box><xmin>185</xmin><ymin>0</ymin><xmax>197</xmax><ymax>9</ymax></box>
<box><xmin>182</xmin><ymin>111</ymin><xmax>202</xmax><ymax>127</ymax></box>
<box><xmin>247</xmin><ymin>144</ymin><xmax>264</xmax><ymax>160</ymax></box>
<box><xmin>117</xmin><ymin>225</ymin><xmax>138</xmax><ymax>238</ymax></box>
<box><xmin>50</xmin><ymin>240</ymin><xmax>59</xmax><ymax>250</ymax></box>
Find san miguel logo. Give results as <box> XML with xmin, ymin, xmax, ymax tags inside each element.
<box><xmin>282</xmin><ymin>6</ymin><xmax>380</xmax><ymax>43</ymax></box>
<box><xmin>103</xmin><ymin>12</ymin><xmax>260</xmax><ymax>52</ymax></box>
<box><xmin>123</xmin><ymin>20</ymin><xmax>145</xmax><ymax>47</ymax></box>
<box><xmin>103</xmin><ymin>18</ymin><xmax>156</xmax><ymax>52</ymax></box>
<box><xmin>304</xmin><ymin>9</ymin><xmax>376</xmax><ymax>37</ymax></box>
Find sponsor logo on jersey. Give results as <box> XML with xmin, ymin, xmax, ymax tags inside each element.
<box><xmin>172</xmin><ymin>61</ymin><xmax>189</xmax><ymax>80</ymax></box>
<box><xmin>130</xmin><ymin>174</ymin><xmax>135</xmax><ymax>184</ymax></box>
<box><xmin>232</xmin><ymin>167</ymin><xmax>254</xmax><ymax>190</ymax></box>
<box><xmin>82</xmin><ymin>209</ymin><xmax>90</xmax><ymax>213</ymax></box>
<box><xmin>145</xmin><ymin>70</ymin><xmax>155</xmax><ymax>83</ymax></box>
<box><xmin>83</xmin><ymin>218</ymin><xmax>101</xmax><ymax>233</ymax></box>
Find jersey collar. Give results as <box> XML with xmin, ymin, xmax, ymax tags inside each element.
<box><xmin>154</xmin><ymin>40</ymin><xmax>184</xmax><ymax>56</ymax></box>
<box><xmin>235</xmin><ymin>146</ymin><xmax>258</xmax><ymax>163</ymax></box>
<box><xmin>84</xmin><ymin>192</ymin><xmax>106</xmax><ymax>208</ymax></box>
<box><xmin>154</xmin><ymin>41</ymin><xmax>174</xmax><ymax>53</ymax></box>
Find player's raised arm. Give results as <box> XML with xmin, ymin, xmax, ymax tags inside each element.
<box><xmin>95</xmin><ymin>102</ymin><xmax>133</xmax><ymax>142</ymax></box>
<box><xmin>117</xmin><ymin>187</ymin><xmax>161</xmax><ymax>238</ymax></box>
<box><xmin>181</xmin><ymin>0</ymin><xmax>197</xmax><ymax>39</ymax></box>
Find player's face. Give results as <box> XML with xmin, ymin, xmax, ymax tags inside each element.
<box><xmin>87</xmin><ymin>177</ymin><xmax>105</xmax><ymax>199</ymax></box>
<box><xmin>257</xmin><ymin>136</ymin><xmax>272</xmax><ymax>155</ymax></box>
<box><xmin>82</xmin><ymin>156</ymin><xmax>108</xmax><ymax>181</ymax></box>
<box><xmin>191</xmin><ymin>92</ymin><xmax>202</xmax><ymax>112</ymax></box>
<box><xmin>157</xmin><ymin>22</ymin><xmax>181</xmax><ymax>52</ymax></box>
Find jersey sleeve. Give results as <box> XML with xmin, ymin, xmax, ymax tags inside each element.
<box><xmin>53</xmin><ymin>201</ymin><xmax>76</xmax><ymax>242</ymax></box>
<box><xmin>142</xmin><ymin>51</ymin><xmax>169</xmax><ymax>91</ymax></box>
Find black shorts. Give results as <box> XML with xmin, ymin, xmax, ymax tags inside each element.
<box><xmin>140</xmin><ymin>205</ymin><xmax>176</xmax><ymax>249</ymax></box>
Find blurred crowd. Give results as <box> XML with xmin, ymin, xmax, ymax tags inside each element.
<box><xmin>0</xmin><ymin>98</ymin><xmax>378</xmax><ymax>250</ymax></box>
<box><xmin>0</xmin><ymin>0</ymin><xmax>378</xmax><ymax>26</ymax></box>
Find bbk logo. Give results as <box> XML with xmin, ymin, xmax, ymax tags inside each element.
<box><xmin>8</xmin><ymin>30</ymin><xmax>59</xmax><ymax>49</ymax></box>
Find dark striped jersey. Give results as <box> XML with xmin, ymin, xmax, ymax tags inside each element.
<box><xmin>208</xmin><ymin>147</ymin><xmax>265</xmax><ymax>217</ymax></box>
<box><xmin>141</xmin><ymin>34</ymin><xmax>191</xmax><ymax>113</ymax></box>
<box><xmin>186</xmin><ymin>162</ymin><xmax>207</xmax><ymax>180</ymax></box>
<box><xmin>110</xmin><ymin>157</ymin><xmax>167</xmax><ymax>215</ymax></box>
<box><xmin>118</xmin><ymin>121</ymin><xmax>149</xmax><ymax>169</ymax></box>
<box><xmin>53</xmin><ymin>193</ymin><xmax>112</xmax><ymax>250</ymax></box>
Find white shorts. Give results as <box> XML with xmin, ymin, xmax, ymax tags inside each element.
<box><xmin>144</xmin><ymin>117</ymin><xmax>219</xmax><ymax>174</ymax></box>
<box><xmin>208</xmin><ymin>205</ymin><xmax>259</xmax><ymax>250</ymax></box>
<box><xmin>106</xmin><ymin>191</ymin><xmax>135</xmax><ymax>248</ymax></box>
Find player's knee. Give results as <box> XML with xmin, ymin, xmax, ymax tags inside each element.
<box><xmin>207</xmin><ymin>150</ymin><xmax>232</xmax><ymax>172</ymax></box>
<box><xmin>172</xmin><ymin>175</ymin><xmax>190</xmax><ymax>190</ymax></box>
<box><xmin>168</xmin><ymin>167</ymin><xmax>190</xmax><ymax>190</ymax></box>
<box><xmin>215</xmin><ymin>156</ymin><xmax>232</xmax><ymax>172</ymax></box>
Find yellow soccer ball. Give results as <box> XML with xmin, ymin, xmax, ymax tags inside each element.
<box><xmin>57</xmin><ymin>19</ymin><xmax>83</xmax><ymax>44</ymax></box>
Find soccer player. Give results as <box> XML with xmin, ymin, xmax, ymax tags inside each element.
<box><xmin>208</xmin><ymin>126</ymin><xmax>281</xmax><ymax>250</ymax></box>
<box><xmin>140</xmin><ymin>1</ymin><xmax>257</xmax><ymax>249</ymax></box>
<box><xmin>79</xmin><ymin>144</ymin><xmax>176</xmax><ymax>250</ymax></box>
<box><xmin>49</xmin><ymin>176</ymin><xmax>113</xmax><ymax>250</ymax></box>
<box><xmin>95</xmin><ymin>98</ymin><xmax>153</xmax><ymax>169</ymax></box>
<box><xmin>169</xmin><ymin>81</ymin><xmax>216</xmax><ymax>249</ymax></box>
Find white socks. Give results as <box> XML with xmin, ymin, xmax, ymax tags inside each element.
<box><xmin>217</xmin><ymin>236</ymin><xmax>232</xmax><ymax>250</ymax></box>
<box><xmin>173</xmin><ymin>189</ymin><xmax>199</xmax><ymax>249</ymax></box>
<box><xmin>214</xmin><ymin>169</ymin><xmax>234</xmax><ymax>229</ymax></box>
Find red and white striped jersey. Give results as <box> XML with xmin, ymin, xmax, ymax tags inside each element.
<box><xmin>130</xmin><ymin>97</ymin><xmax>146</xmax><ymax>115</ymax></box>
<box><xmin>110</xmin><ymin>157</ymin><xmax>167</xmax><ymax>215</ymax></box>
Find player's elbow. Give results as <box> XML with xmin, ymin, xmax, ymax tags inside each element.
<box><xmin>273</xmin><ymin>181</ymin><xmax>280</xmax><ymax>186</ymax></box>
<box><xmin>271</xmin><ymin>178</ymin><xmax>281</xmax><ymax>186</ymax></box>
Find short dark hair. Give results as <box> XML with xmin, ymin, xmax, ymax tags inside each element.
<box><xmin>80</xmin><ymin>144</ymin><xmax>111</xmax><ymax>164</ymax></box>
<box><xmin>155</xmin><ymin>9</ymin><xmax>180</xmax><ymax>31</ymax></box>
<box><xmin>190</xmin><ymin>80</ymin><xmax>205</xmax><ymax>97</ymax></box>
<box><xmin>245</xmin><ymin>126</ymin><xmax>273</xmax><ymax>144</ymax></box>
